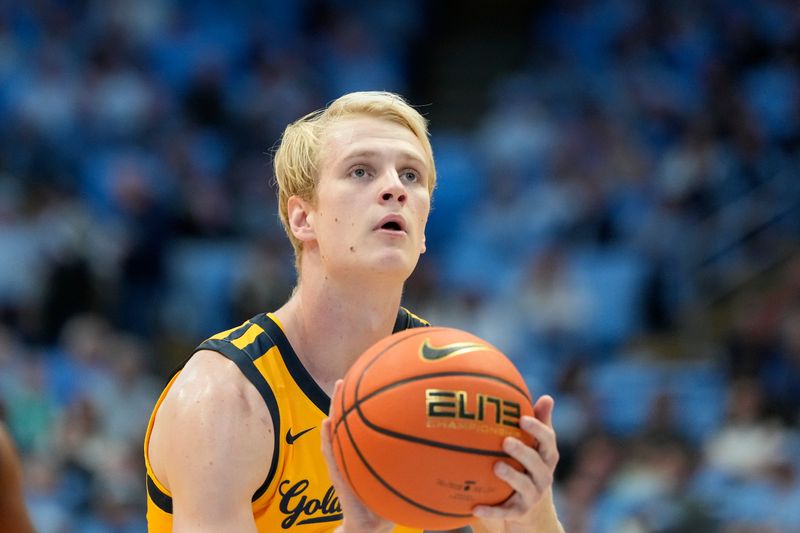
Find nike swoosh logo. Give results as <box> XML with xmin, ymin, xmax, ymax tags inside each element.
<box><xmin>419</xmin><ymin>339</ymin><xmax>487</xmax><ymax>361</ymax></box>
<box><xmin>285</xmin><ymin>426</ymin><xmax>316</xmax><ymax>445</ymax></box>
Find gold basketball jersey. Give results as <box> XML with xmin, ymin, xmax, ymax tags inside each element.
<box><xmin>144</xmin><ymin>308</ymin><xmax>429</xmax><ymax>531</ymax></box>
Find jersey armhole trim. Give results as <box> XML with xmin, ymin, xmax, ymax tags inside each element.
<box><xmin>198</xmin><ymin>338</ymin><xmax>282</xmax><ymax>503</ymax></box>
<box><xmin>252</xmin><ymin>313</ymin><xmax>332</xmax><ymax>415</ymax></box>
<box><xmin>147</xmin><ymin>473</ymin><xmax>173</xmax><ymax>513</ymax></box>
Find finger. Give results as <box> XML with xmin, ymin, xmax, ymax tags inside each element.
<box><xmin>329</xmin><ymin>380</ymin><xmax>344</xmax><ymax>416</ymax></box>
<box><xmin>473</xmin><ymin>492</ymin><xmax>526</xmax><ymax>520</ymax></box>
<box><xmin>320</xmin><ymin>418</ymin><xmax>341</xmax><ymax>477</ymax></box>
<box><xmin>320</xmin><ymin>418</ymin><xmax>334</xmax><ymax>462</ymax></box>
<box><xmin>473</xmin><ymin>502</ymin><xmax>512</xmax><ymax>520</ymax></box>
<box><xmin>320</xmin><ymin>418</ymin><xmax>350</xmax><ymax>490</ymax></box>
<box><xmin>519</xmin><ymin>416</ymin><xmax>559</xmax><ymax>467</ymax></box>
<box><xmin>533</xmin><ymin>394</ymin><xmax>555</xmax><ymax>427</ymax></box>
<box><xmin>503</xmin><ymin>437</ymin><xmax>554</xmax><ymax>493</ymax></box>
<box><xmin>504</xmin><ymin>434</ymin><xmax>537</xmax><ymax>472</ymax></box>
<box><xmin>494</xmin><ymin>459</ymin><xmax>536</xmax><ymax>499</ymax></box>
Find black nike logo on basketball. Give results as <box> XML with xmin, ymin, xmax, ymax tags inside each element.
<box><xmin>286</xmin><ymin>427</ymin><xmax>315</xmax><ymax>445</ymax></box>
<box><xmin>419</xmin><ymin>339</ymin><xmax>487</xmax><ymax>361</ymax></box>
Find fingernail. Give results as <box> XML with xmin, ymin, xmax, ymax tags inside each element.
<box><xmin>474</xmin><ymin>507</ymin><xmax>487</xmax><ymax>517</ymax></box>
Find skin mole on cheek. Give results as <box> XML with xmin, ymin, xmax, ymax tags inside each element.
<box><xmin>349</xmin><ymin>246</ymin><xmax>355</xmax><ymax>252</ymax></box>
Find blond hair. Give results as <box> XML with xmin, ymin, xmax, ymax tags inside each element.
<box><xmin>273</xmin><ymin>91</ymin><xmax>436</xmax><ymax>271</ymax></box>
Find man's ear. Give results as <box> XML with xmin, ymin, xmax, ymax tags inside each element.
<box><xmin>287</xmin><ymin>196</ymin><xmax>316</xmax><ymax>243</ymax></box>
<box><xmin>420</xmin><ymin>234</ymin><xmax>426</xmax><ymax>254</ymax></box>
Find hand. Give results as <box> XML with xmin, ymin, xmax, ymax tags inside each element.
<box><xmin>321</xmin><ymin>380</ymin><xmax>394</xmax><ymax>533</ymax></box>
<box><xmin>473</xmin><ymin>395</ymin><xmax>563</xmax><ymax>532</ymax></box>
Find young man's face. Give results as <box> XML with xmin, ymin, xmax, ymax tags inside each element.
<box><xmin>303</xmin><ymin>115</ymin><xmax>431</xmax><ymax>281</ymax></box>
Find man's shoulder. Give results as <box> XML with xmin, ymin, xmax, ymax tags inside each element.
<box><xmin>148</xmin><ymin>349</ymin><xmax>274</xmax><ymax>508</ymax></box>
<box><xmin>151</xmin><ymin>350</ymin><xmax>274</xmax><ymax>458</ymax></box>
<box><xmin>169</xmin><ymin>350</ymin><xmax>261</xmax><ymax>410</ymax></box>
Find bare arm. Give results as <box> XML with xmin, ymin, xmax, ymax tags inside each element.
<box><xmin>148</xmin><ymin>350</ymin><xmax>274</xmax><ymax>532</ymax></box>
<box><xmin>0</xmin><ymin>424</ymin><xmax>35</xmax><ymax>533</ymax></box>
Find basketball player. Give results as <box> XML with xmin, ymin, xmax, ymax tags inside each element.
<box><xmin>0</xmin><ymin>423</ymin><xmax>35</xmax><ymax>533</ymax></box>
<box><xmin>144</xmin><ymin>91</ymin><xmax>563</xmax><ymax>532</ymax></box>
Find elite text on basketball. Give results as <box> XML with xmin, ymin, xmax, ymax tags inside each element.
<box><xmin>425</xmin><ymin>389</ymin><xmax>521</xmax><ymax>427</ymax></box>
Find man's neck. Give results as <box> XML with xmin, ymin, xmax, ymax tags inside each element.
<box><xmin>273</xmin><ymin>270</ymin><xmax>404</xmax><ymax>396</ymax></box>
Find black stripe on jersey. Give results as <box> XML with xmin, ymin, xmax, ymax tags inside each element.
<box><xmin>198</xmin><ymin>337</ymin><xmax>281</xmax><ymax>503</ymax></box>
<box><xmin>224</xmin><ymin>321</ymin><xmax>256</xmax><ymax>342</ymax></box>
<box><xmin>245</xmin><ymin>309</ymin><xmax>430</xmax><ymax>416</ymax></box>
<box><xmin>164</xmin><ymin>321</ymin><xmax>254</xmax><ymax>380</ymax></box>
<box><xmin>393</xmin><ymin>306</ymin><xmax>430</xmax><ymax>333</ymax></box>
<box><xmin>250</xmin><ymin>313</ymin><xmax>332</xmax><ymax>415</ymax></box>
<box><xmin>147</xmin><ymin>474</ymin><xmax>173</xmax><ymax>513</ymax></box>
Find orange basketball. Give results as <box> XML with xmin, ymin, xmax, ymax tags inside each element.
<box><xmin>329</xmin><ymin>327</ymin><xmax>535</xmax><ymax>530</ymax></box>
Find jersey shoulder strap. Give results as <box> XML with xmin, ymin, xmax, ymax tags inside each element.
<box><xmin>393</xmin><ymin>306</ymin><xmax>431</xmax><ymax>332</ymax></box>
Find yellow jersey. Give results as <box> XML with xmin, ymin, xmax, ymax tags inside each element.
<box><xmin>144</xmin><ymin>308</ymin><xmax>429</xmax><ymax>532</ymax></box>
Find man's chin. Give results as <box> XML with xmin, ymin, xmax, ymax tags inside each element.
<box><xmin>350</xmin><ymin>253</ymin><xmax>418</xmax><ymax>281</ymax></box>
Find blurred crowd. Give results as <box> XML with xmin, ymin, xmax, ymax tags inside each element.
<box><xmin>0</xmin><ymin>0</ymin><xmax>799</xmax><ymax>531</ymax></box>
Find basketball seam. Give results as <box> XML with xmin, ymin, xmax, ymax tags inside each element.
<box><xmin>331</xmin><ymin>327</ymin><xmax>525</xmax><ymax>522</ymax></box>
<box><xmin>334</xmin><ymin>326</ymin><xmax>433</xmax><ymax>438</ymax></box>
<box><xmin>332</xmin><ymin>327</ymin><xmax>432</xmax><ymax>513</ymax></box>
<box><xmin>347</xmin><ymin>372</ymin><xmax>528</xmax><ymax>456</ymax></box>
<box><xmin>355</xmin><ymin>328</ymin><xmax>530</xmax><ymax>403</ymax></box>
<box><xmin>335</xmin><ymin>395</ymin><xmax>474</xmax><ymax>520</ymax></box>
<box><xmin>335</xmin><ymin>384</ymin><xmax>356</xmax><ymax>503</ymax></box>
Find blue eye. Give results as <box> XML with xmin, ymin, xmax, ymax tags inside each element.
<box><xmin>352</xmin><ymin>167</ymin><xmax>367</xmax><ymax>178</ymax></box>
<box><xmin>402</xmin><ymin>170</ymin><xmax>418</xmax><ymax>182</ymax></box>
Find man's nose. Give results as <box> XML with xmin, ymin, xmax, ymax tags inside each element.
<box><xmin>379</xmin><ymin>171</ymin><xmax>407</xmax><ymax>204</ymax></box>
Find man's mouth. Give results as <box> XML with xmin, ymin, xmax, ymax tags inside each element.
<box><xmin>381</xmin><ymin>221</ymin><xmax>403</xmax><ymax>231</ymax></box>
<box><xmin>376</xmin><ymin>215</ymin><xmax>407</xmax><ymax>233</ymax></box>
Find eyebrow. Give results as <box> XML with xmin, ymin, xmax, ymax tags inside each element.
<box><xmin>340</xmin><ymin>150</ymin><xmax>427</xmax><ymax>168</ymax></box>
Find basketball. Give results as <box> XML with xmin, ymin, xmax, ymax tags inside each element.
<box><xmin>329</xmin><ymin>326</ymin><xmax>535</xmax><ymax>530</ymax></box>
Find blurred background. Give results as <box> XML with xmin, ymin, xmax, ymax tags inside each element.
<box><xmin>0</xmin><ymin>0</ymin><xmax>799</xmax><ymax>531</ymax></box>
